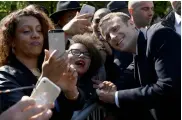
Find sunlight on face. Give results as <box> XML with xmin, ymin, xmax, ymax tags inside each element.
<box><xmin>68</xmin><ymin>43</ymin><xmax>91</xmax><ymax>76</ymax></box>
<box><xmin>13</xmin><ymin>16</ymin><xmax>44</xmax><ymax>58</ymax></box>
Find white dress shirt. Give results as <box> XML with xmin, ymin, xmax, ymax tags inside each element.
<box><xmin>115</xmin><ymin>91</ymin><xmax>120</xmax><ymax>107</ymax></box>
<box><xmin>174</xmin><ymin>12</ymin><xmax>181</xmax><ymax>35</ymax></box>
<box><xmin>140</xmin><ymin>27</ymin><xmax>147</xmax><ymax>39</ymax></box>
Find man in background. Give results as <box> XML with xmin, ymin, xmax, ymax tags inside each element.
<box><xmin>107</xmin><ymin>1</ymin><xmax>129</xmax><ymax>15</ymax></box>
<box><xmin>128</xmin><ymin>1</ymin><xmax>154</xmax><ymax>29</ymax></box>
<box><xmin>50</xmin><ymin>1</ymin><xmax>81</xmax><ymax>29</ymax></box>
<box><xmin>148</xmin><ymin>1</ymin><xmax>181</xmax><ymax>36</ymax></box>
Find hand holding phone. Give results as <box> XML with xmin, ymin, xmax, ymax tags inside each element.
<box><xmin>30</xmin><ymin>77</ymin><xmax>61</xmax><ymax>105</ymax></box>
<box><xmin>80</xmin><ymin>4</ymin><xmax>95</xmax><ymax>15</ymax></box>
<box><xmin>80</xmin><ymin>4</ymin><xmax>95</xmax><ymax>22</ymax></box>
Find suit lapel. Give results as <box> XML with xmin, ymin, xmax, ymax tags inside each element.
<box><xmin>161</xmin><ymin>11</ymin><xmax>176</xmax><ymax>31</ymax></box>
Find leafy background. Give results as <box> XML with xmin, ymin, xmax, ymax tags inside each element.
<box><xmin>0</xmin><ymin>1</ymin><xmax>171</xmax><ymax>21</ymax></box>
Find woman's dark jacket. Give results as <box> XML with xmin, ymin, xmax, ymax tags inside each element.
<box><xmin>0</xmin><ymin>55</ymin><xmax>85</xmax><ymax>120</ymax></box>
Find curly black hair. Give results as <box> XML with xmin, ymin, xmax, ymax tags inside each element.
<box><xmin>0</xmin><ymin>8</ymin><xmax>54</xmax><ymax>69</ymax></box>
<box><xmin>69</xmin><ymin>33</ymin><xmax>103</xmax><ymax>78</ymax></box>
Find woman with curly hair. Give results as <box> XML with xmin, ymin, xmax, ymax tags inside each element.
<box><xmin>0</xmin><ymin>8</ymin><xmax>85</xmax><ymax>120</ymax></box>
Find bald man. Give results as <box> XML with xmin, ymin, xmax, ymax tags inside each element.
<box><xmin>128</xmin><ymin>1</ymin><xmax>154</xmax><ymax>28</ymax></box>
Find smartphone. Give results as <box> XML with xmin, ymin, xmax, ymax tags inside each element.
<box><xmin>80</xmin><ymin>4</ymin><xmax>95</xmax><ymax>15</ymax></box>
<box><xmin>30</xmin><ymin>77</ymin><xmax>61</xmax><ymax>105</ymax></box>
<box><xmin>48</xmin><ymin>29</ymin><xmax>65</xmax><ymax>58</ymax></box>
<box><xmin>80</xmin><ymin>4</ymin><xmax>95</xmax><ymax>22</ymax></box>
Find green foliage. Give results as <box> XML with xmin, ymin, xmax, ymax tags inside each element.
<box><xmin>153</xmin><ymin>1</ymin><xmax>171</xmax><ymax>18</ymax></box>
<box><xmin>0</xmin><ymin>1</ymin><xmax>172</xmax><ymax>21</ymax></box>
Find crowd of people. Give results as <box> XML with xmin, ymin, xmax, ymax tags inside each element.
<box><xmin>0</xmin><ymin>1</ymin><xmax>181</xmax><ymax>120</ymax></box>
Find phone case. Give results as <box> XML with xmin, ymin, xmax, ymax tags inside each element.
<box><xmin>48</xmin><ymin>29</ymin><xmax>65</xmax><ymax>58</ymax></box>
<box><xmin>30</xmin><ymin>77</ymin><xmax>61</xmax><ymax>105</ymax></box>
<box><xmin>80</xmin><ymin>4</ymin><xmax>95</xmax><ymax>15</ymax></box>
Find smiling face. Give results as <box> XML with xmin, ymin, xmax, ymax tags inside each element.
<box><xmin>13</xmin><ymin>16</ymin><xmax>44</xmax><ymax>58</ymax></box>
<box><xmin>100</xmin><ymin>16</ymin><xmax>137</xmax><ymax>53</ymax></box>
<box><xmin>68</xmin><ymin>43</ymin><xmax>91</xmax><ymax>76</ymax></box>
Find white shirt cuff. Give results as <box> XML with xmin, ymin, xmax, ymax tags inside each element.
<box><xmin>115</xmin><ymin>91</ymin><xmax>120</xmax><ymax>108</ymax></box>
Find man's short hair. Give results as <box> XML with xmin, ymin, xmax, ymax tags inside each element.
<box><xmin>128</xmin><ymin>1</ymin><xmax>141</xmax><ymax>10</ymax></box>
<box><xmin>99</xmin><ymin>12</ymin><xmax>130</xmax><ymax>36</ymax></box>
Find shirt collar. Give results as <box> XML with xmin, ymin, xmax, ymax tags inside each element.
<box><xmin>175</xmin><ymin>12</ymin><xmax>181</xmax><ymax>25</ymax></box>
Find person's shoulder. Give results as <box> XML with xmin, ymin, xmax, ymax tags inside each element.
<box><xmin>147</xmin><ymin>22</ymin><xmax>164</xmax><ymax>40</ymax></box>
<box><xmin>0</xmin><ymin>65</ymin><xmax>18</xmax><ymax>77</ymax></box>
<box><xmin>150</xmin><ymin>27</ymin><xmax>179</xmax><ymax>41</ymax></box>
<box><xmin>147</xmin><ymin>27</ymin><xmax>180</xmax><ymax>52</ymax></box>
<box><xmin>147</xmin><ymin>24</ymin><xmax>178</xmax><ymax>42</ymax></box>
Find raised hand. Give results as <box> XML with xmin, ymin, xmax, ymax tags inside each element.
<box><xmin>40</xmin><ymin>49</ymin><xmax>68</xmax><ymax>84</ymax></box>
<box><xmin>63</xmin><ymin>12</ymin><xmax>93</xmax><ymax>35</ymax></box>
<box><xmin>0</xmin><ymin>96</ymin><xmax>53</xmax><ymax>120</ymax></box>
<box><xmin>57</xmin><ymin>64</ymin><xmax>79</xmax><ymax>100</ymax></box>
<box><xmin>94</xmin><ymin>81</ymin><xmax>117</xmax><ymax>104</ymax></box>
<box><xmin>57</xmin><ymin>64</ymin><xmax>78</xmax><ymax>92</ymax></box>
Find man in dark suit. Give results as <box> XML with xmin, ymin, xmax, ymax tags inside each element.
<box><xmin>95</xmin><ymin>12</ymin><xmax>181</xmax><ymax>120</ymax></box>
<box><xmin>147</xmin><ymin>1</ymin><xmax>181</xmax><ymax>37</ymax></box>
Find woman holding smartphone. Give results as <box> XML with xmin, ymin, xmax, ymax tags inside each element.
<box><xmin>0</xmin><ymin>8</ymin><xmax>86</xmax><ymax>120</ymax></box>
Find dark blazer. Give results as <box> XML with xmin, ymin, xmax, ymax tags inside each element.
<box><xmin>113</xmin><ymin>49</ymin><xmax>133</xmax><ymax>72</ymax></box>
<box><xmin>147</xmin><ymin>11</ymin><xmax>177</xmax><ymax>40</ymax></box>
<box><xmin>117</xmin><ymin>28</ymin><xmax>181</xmax><ymax>120</ymax></box>
<box><xmin>161</xmin><ymin>11</ymin><xmax>176</xmax><ymax>31</ymax></box>
<box><xmin>105</xmin><ymin>54</ymin><xmax>138</xmax><ymax>90</ymax></box>
<box><xmin>0</xmin><ymin>55</ymin><xmax>85</xmax><ymax>120</ymax></box>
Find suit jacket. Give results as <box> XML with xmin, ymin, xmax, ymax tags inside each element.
<box><xmin>147</xmin><ymin>11</ymin><xmax>176</xmax><ymax>40</ymax></box>
<box><xmin>118</xmin><ymin>28</ymin><xmax>181</xmax><ymax>120</ymax></box>
<box><xmin>113</xmin><ymin>49</ymin><xmax>133</xmax><ymax>72</ymax></box>
<box><xmin>0</xmin><ymin>55</ymin><xmax>85</xmax><ymax>120</ymax></box>
<box><xmin>161</xmin><ymin>11</ymin><xmax>176</xmax><ymax>31</ymax></box>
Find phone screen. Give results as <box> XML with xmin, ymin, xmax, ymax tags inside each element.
<box><xmin>48</xmin><ymin>29</ymin><xmax>65</xmax><ymax>58</ymax></box>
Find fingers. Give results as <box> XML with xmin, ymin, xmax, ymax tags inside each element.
<box><xmin>99</xmin><ymin>81</ymin><xmax>116</xmax><ymax>93</ymax></box>
<box><xmin>103</xmin><ymin>81</ymin><xmax>111</xmax><ymax>93</ymax></box>
<box><xmin>68</xmin><ymin>64</ymin><xmax>78</xmax><ymax>79</ymax></box>
<box><xmin>47</xmin><ymin>50</ymin><xmax>58</xmax><ymax>63</ymax></box>
<box><xmin>22</xmin><ymin>105</ymin><xmax>46</xmax><ymax>120</ymax></box>
<box><xmin>44</xmin><ymin>49</ymin><xmax>50</xmax><ymax>61</ymax></box>
<box><xmin>61</xmin><ymin>64</ymin><xmax>77</xmax><ymax>82</ymax></box>
<box><xmin>75</xmin><ymin>11</ymin><xmax>79</xmax><ymax>16</ymax></box>
<box><xmin>29</xmin><ymin>109</ymin><xmax>52</xmax><ymax>120</ymax></box>
<box><xmin>15</xmin><ymin>96</ymin><xmax>36</xmax><ymax>111</ymax></box>
<box><xmin>77</xmin><ymin>13</ymin><xmax>93</xmax><ymax>19</ymax></box>
<box><xmin>44</xmin><ymin>103</ymin><xmax>54</xmax><ymax>110</ymax></box>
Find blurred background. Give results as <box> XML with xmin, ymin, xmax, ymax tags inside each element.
<box><xmin>0</xmin><ymin>1</ymin><xmax>171</xmax><ymax>23</ymax></box>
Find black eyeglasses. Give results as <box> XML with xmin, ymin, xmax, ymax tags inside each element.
<box><xmin>69</xmin><ymin>49</ymin><xmax>91</xmax><ymax>59</ymax></box>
